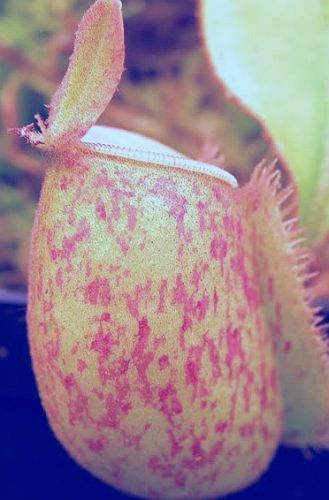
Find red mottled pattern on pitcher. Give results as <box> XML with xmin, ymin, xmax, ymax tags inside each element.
<box><xmin>27</xmin><ymin>150</ymin><xmax>282</xmax><ymax>498</ymax></box>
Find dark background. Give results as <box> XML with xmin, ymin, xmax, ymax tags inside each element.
<box><xmin>1</xmin><ymin>300</ymin><xmax>329</xmax><ymax>500</ymax></box>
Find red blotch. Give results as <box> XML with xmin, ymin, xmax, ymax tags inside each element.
<box><xmin>182</xmin><ymin>439</ymin><xmax>216</xmax><ymax>470</ymax></box>
<box><xmin>117</xmin><ymin>236</ymin><xmax>130</xmax><ymax>255</ymax></box>
<box><xmin>209</xmin><ymin>440</ymin><xmax>224</xmax><ymax>462</ymax></box>
<box><xmin>275</xmin><ymin>302</ymin><xmax>282</xmax><ymax>320</ymax></box>
<box><xmin>132</xmin><ymin>317</ymin><xmax>154</xmax><ymax>404</ymax></box>
<box><xmin>159</xmin><ymin>383</ymin><xmax>183</xmax><ymax>423</ymax></box>
<box><xmin>249</xmin><ymin>441</ymin><xmax>258</xmax><ymax>453</ymax></box>
<box><xmin>192</xmin><ymin>440</ymin><xmax>204</xmax><ymax>460</ymax></box>
<box><xmin>215</xmin><ymin>421</ymin><xmax>228</xmax><ymax>433</ymax></box>
<box><xmin>77</xmin><ymin>359</ymin><xmax>87</xmax><ymax>372</ymax></box>
<box><xmin>168</xmin><ymin>429</ymin><xmax>184</xmax><ymax>458</ymax></box>
<box><xmin>153</xmin><ymin>335</ymin><xmax>166</xmax><ymax>351</ymax></box>
<box><xmin>180</xmin><ymin>315</ymin><xmax>192</xmax><ymax>350</ymax></box>
<box><xmin>225</xmin><ymin>328</ymin><xmax>245</xmax><ymax>379</ymax></box>
<box><xmin>196</xmin><ymin>295</ymin><xmax>209</xmax><ymax>321</ymax></box>
<box><xmin>191</xmin><ymin>262</ymin><xmax>208</xmax><ymax>289</ymax></box>
<box><xmin>213</xmin><ymin>288</ymin><xmax>219</xmax><ymax>313</ymax></box>
<box><xmin>122</xmin><ymin>429</ymin><xmax>145</xmax><ymax>450</ymax></box>
<box><xmin>86</xmin><ymin>436</ymin><xmax>107</xmax><ymax>453</ymax></box>
<box><xmin>68</xmin><ymin>392</ymin><xmax>88</xmax><ymax>425</ymax></box>
<box><xmin>156</xmin><ymin>279</ymin><xmax>168</xmax><ymax>314</ymax></box>
<box><xmin>154</xmin><ymin>180</ymin><xmax>191</xmax><ymax>244</ymax></box>
<box><xmin>126</xmin><ymin>204</ymin><xmax>137</xmax><ymax>231</ymax></box>
<box><xmin>259</xmin><ymin>361</ymin><xmax>269</xmax><ymax>409</ymax></box>
<box><xmin>91</xmin><ymin>329</ymin><xmax>117</xmax><ymax>357</ymax></box>
<box><xmin>242</xmin><ymin>369</ymin><xmax>254</xmax><ymax>413</ymax></box>
<box><xmin>239</xmin><ymin>422</ymin><xmax>256</xmax><ymax>437</ymax></box>
<box><xmin>210</xmin><ymin>236</ymin><xmax>228</xmax><ymax>261</ymax></box>
<box><xmin>182</xmin><ymin>315</ymin><xmax>192</xmax><ymax>334</ymax></box>
<box><xmin>84</xmin><ymin>278</ymin><xmax>111</xmax><ymax>306</ymax></box>
<box><xmin>204</xmin><ymin>335</ymin><xmax>222</xmax><ymax>381</ymax></box>
<box><xmin>96</xmin><ymin>168</ymin><xmax>134</xmax><ymax>207</ymax></box>
<box><xmin>186</xmin><ymin>358</ymin><xmax>198</xmax><ymax>386</ymax></box>
<box><xmin>196</xmin><ymin>201</ymin><xmax>208</xmax><ymax>233</ymax></box>
<box><xmin>62</xmin><ymin>218</ymin><xmax>90</xmax><ymax>261</ymax></box>
<box><xmin>56</xmin><ymin>268</ymin><xmax>63</xmax><ymax>289</ymax></box>
<box><xmin>158</xmin><ymin>354</ymin><xmax>170</xmax><ymax>370</ymax></box>
<box><xmin>49</xmin><ymin>218</ymin><xmax>90</xmax><ymax>262</ymax></box>
<box><xmin>93</xmin><ymin>388</ymin><xmax>105</xmax><ymax>400</ymax></box>
<box><xmin>135</xmin><ymin>316</ymin><xmax>151</xmax><ymax>350</ymax></box>
<box><xmin>125</xmin><ymin>280</ymin><xmax>152</xmax><ymax>319</ymax></box>
<box><xmin>261</xmin><ymin>424</ymin><xmax>270</xmax><ymax>441</ymax></box>
<box><xmin>223</xmin><ymin>215</ymin><xmax>234</xmax><ymax>232</ymax></box>
<box><xmin>71</xmin><ymin>341</ymin><xmax>80</xmax><ymax>355</ymax></box>
<box><xmin>59</xmin><ymin>175</ymin><xmax>71</xmax><ymax>191</ymax></box>
<box><xmin>237</xmin><ymin>306</ymin><xmax>247</xmax><ymax>321</ymax></box>
<box><xmin>100</xmin><ymin>312</ymin><xmax>112</xmax><ymax>322</ymax></box>
<box><xmin>148</xmin><ymin>455</ymin><xmax>186</xmax><ymax>488</ymax></box>
<box><xmin>64</xmin><ymin>374</ymin><xmax>75</xmax><ymax>391</ymax></box>
<box><xmin>172</xmin><ymin>274</ymin><xmax>188</xmax><ymax>305</ymax></box>
<box><xmin>96</xmin><ymin>200</ymin><xmax>107</xmax><ymax>221</ymax></box>
<box><xmin>270</xmin><ymin>367</ymin><xmax>278</xmax><ymax>391</ymax></box>
<box><xmin>185</xmin><ymin>345</ymin><xmax>204</xmax><ymax>400</ymax></box>
<box><xmin>230</xmin><ymin>252</ymin><xmax>259</xmax><ymax>310</ymax></box>
<box><xmin>45</xmin><ymin>326</ymin><xmax>61</xmax><ymax>361</ymax></box>
<box><xmin>101</xmin><ymin>392</ymin><xmax>131</xmax><ymax>429</ymax></box>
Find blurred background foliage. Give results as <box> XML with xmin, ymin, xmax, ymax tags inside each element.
<box><xmin>0</xmin><ymin>0</ymin><xmax>273</xmax><ymax>291</ymax></box>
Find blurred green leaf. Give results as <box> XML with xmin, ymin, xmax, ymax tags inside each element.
<box><xmin>200</xmin><ymin>0</ymin><xmax>329</xmax><ymax>241</ymax></box>
<box><xmin>0</xmin><ymin>0</ymin><xmax>91</xmax><ymax>53</ymax></box>
<box><xmin>0</xmin><ymin>18</ymin><xmax>33</xmax><ymax>46</ymax></box>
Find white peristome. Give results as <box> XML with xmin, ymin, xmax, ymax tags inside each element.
<box><xmin>82</xmin><ymin>125</ymin><xmax>238</xmax><ymax>188</ymax></box>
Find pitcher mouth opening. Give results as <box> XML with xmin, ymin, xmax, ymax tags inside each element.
<box><xmin>81</xmin><ymin>125</ymin><xmax>238</xmax><ymax>188</ymax></box>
